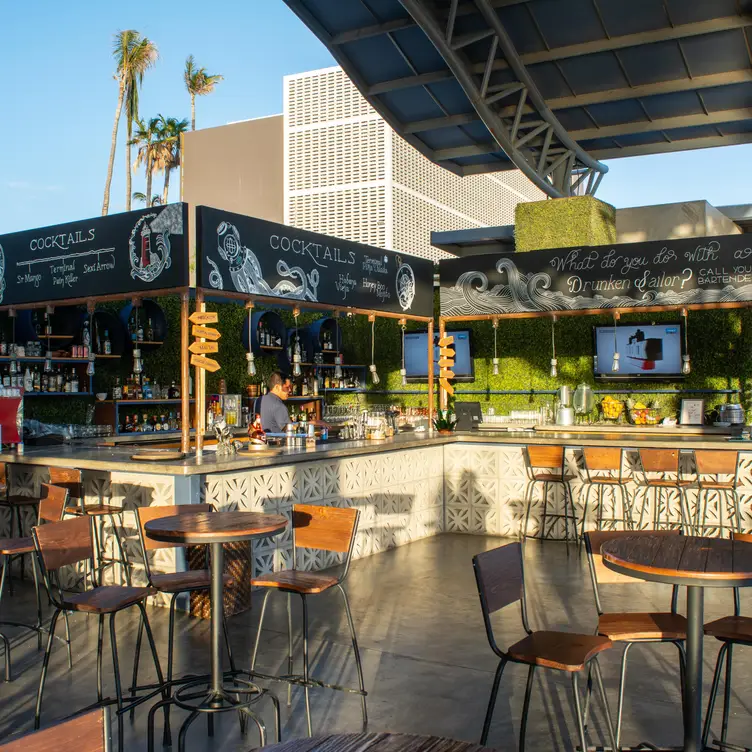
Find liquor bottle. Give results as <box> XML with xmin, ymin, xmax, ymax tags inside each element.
<box><xmin>112</xmin><ymin>376</ymin><xmax>122</xmax><ymax>400</ymax></box>
<box><xmin>312</xmin><ymin>374</ymin><xmax>319</xmax><ymax>397</ymax></box>
<box><xmin>146</xmin><ymin>318</ymin><xmax>154</xmax><ymax>341</ymax></box>
<box><xmin>324</xmin><ymin>374</ymin><xmax>330</xmax><ymax>389</ymax></box>
<box><xmin>301</xmin><ymin>378</ymin><xmax>309</xmax><ymax>397</ymax></box>
<box><xmin>133</xmin><ymin>413</ymin><xmax>140</xmax><ymax>432</ymax></box>
<box><xmin>130</xmin><ymin>317</ymin><xmax>137</xmax><ymax>342</ymax></box>
<box><xmin>142</xmin><ymin>413</ymin><xmax>150</xmax><ymax>431</ymax></box>
<box><xmin>0</xmin><ymin>332</ymin><xmax>7</xmax><ymax>356</ymax></box>
<box><xmin>23</xmin><ymin>367</ymin><xmax>32</xmax><ymax>392</ymax></box>
<box><xmin>44</xmin><ymin>312</ymin><xmax>52</xmax><ymax>337</ymax></box>
<box><xmin>176</xmin><ymin>410</ymin><xmax>182</xmax><ymax>430</ymax></box>
<box><xmin>41</xmin><ymin>371</ymin><xmax>49</xmax><ymax>392</ymax></box>
<box><xmin>122</xmin><ymin>415</ymin><xmax>130</xmax><ymax>433</ymax></box>
<box><xmin>82</xmin><ymin>320</ymin><xmax>91</xmax><ymax>348</ymax></box>
<box><xmin>154</xmin><ymin>415</ymin><xmax>161</xmax><ymax>431</ymax></box>
<box><xmin>103</xmin><ymin>330</ymin><xmax>111</xmax><ymax>355</ymax></box>
<box><xmin>33</xmin><ymin>311</ymin><xmax>41</xmax><ymax>337</ymax></box>
<box><xmin>71</xmin><ymin>369</ymin><xmax>79</xmax><ymax>393</ymax></box>
<box><xmin>137</xmin><ymin>321</ymin><xmax>144</xmax><ymax>342</ymax></box>
<box><xmin>160</xmin><ymin>414</ymin><xmax>168</xmax><ymax>431</ymax></box>
<box><xmin>168</xmin><ymin>381</ymin><xmax>179</xmax><ymax>399</ymax></box>
<box><xmin>55</xmin><ymin>366</ymin><xmax>62</xmax><ymax>391</ymax></box>
<box><xmin>2</xmin><ymin>367</ymin><xmax>9</xmax><ymax>388</ymax></box>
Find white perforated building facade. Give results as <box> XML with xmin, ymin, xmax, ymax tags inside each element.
<box><xmin>284</xmin><ymin>66</ymin><xmax>544</xmax><ymax>262</ymax></box>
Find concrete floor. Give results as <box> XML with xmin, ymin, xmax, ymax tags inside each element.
<box><xmin>1</xmin><ymin>534</ymin><xmax>751</xmax><ymax>750</ymax></box>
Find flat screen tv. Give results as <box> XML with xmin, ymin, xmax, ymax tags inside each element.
<box><xmin>593</xmin><ymin>322</ymin><xmax>684</xmax><ymax>380</ymax></box>
<box><xmin>404</xmin><ymin>329</ymin><xmax>474</xmax><ymax>382</ymax></box>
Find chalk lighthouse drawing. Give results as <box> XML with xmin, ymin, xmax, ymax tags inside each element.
<box><xmin>128</xmin><ymin>204</ymin><xmax>182</xmax><ymax>283</ymax></box>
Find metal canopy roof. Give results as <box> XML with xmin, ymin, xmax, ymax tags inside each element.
<box><xmin>282</xmin><ymin>0</ymin><xmax>752</xmax><ymax>198</ymax></box>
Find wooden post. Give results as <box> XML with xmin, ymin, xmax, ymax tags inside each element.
<box><xmin>180</xmin><ymin>291</ymin><xmax>190</xmax><ymax>454</ymax></box>
<box><xmin>195</xmin><ymin>290</ymin><xmax>206</xmax><ymax>456</ymax></box>
<box><xmin>438</xmin><ymin>317</ymin><xmax>448</xmax><ymax>411</ymax></box>
<box><xmin>427</xmin><ymin>319</ymin><xmax>434</xmax><ymax>426</ymax></box>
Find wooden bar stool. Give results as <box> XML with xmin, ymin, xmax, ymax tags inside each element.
<box><xmin>32</xmin><ymin>515</ymin><xmax>166</xmax><ymax>750</ymax></box>
<box><xmin>580</xmin><ymin>448</ymin><xmax>634</xmax><ymax>538</ymax></box>
<box><xmin>522</xmin><ymin>445</ymin><xmax>578</xmax><ymax>548</ymax></box>
<box><xmin>692</xmin><ymin>450</ymin><xmax>742</xmax><ymax>538</ymax></box>
<box><xmin>473</xmin><ymin>542</ymin><xmax>617</xmax><ymax>750</ymax></box>
<box><xmin>634</xmin><ymin>449</ymin><xmax>693</xmax><ymax>532</ymax></box>
<box><xmin>702</xmin><ymin>530</ymin><xmax>752</xmax><ymax>749</ymax></box>
<box><xmin>250</xmin><ymin>504</ymin><xmax>367</xmax><ymax>737</ymax></box>
<box><xmin>584</xmin><ymin>529</ymin><xmax>687</xmax><ymax>748</ymax></box>
<box><xmin>60</xmin><ymin>467</ymin><xmax>131</xmax><ymax>585</ymax></box>
<box><xmin>131</xmin><ymin>503</ymin><xmax>236</xmax><ymax>747</ymax></box>
<box><xmin>0</xmin><ymin>484</ymin><xmax>72</xmax><ymax>680</ymax></box>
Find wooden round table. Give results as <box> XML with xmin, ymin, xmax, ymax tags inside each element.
<box><xmin>601</xmin><ymin>533</ymin><xmax>752</xmax><ymax>752</ymax></box>
<box><xmin>255</xmin><ymin>732</ymin><xmax>497</xmax><ymax>752</ymax></box>
<box><xmin>145</xmin><ymin>510</ymin><xmax>287</xmax><ymax>746</ymax></box>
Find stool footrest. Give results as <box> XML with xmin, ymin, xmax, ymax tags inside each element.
<box><xmin>248</xmin><ymin>669</ymin><xmax>367</xmax><ymax>696</ymax></box>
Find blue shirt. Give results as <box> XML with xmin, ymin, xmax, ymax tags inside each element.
<box><xmin>260</xmin><ymin>392</ymin><xmax>290</xmax><ymax>434</ymax></box>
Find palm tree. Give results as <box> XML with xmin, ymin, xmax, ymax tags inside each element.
<box><xmin>102</xmin><ymin>30</ymin><xmax>158</xmax><ymax>216</ymax></box>
<box><xmin>131</xmin><ymin>117</ymin><xmax>164</xmax><ymax>208</ymax></box>
<box><xmin>157</xmin><ymin>116</ymin><xmax>190</xmax><ymax>204</ymax></box>
<box><xmin>184</xmin><ymin>55</ymin><xmax>223</xmax><ymax>130</ymax></box>
<box><xmin>132</xmin><ymin>191</ymin><xmax>162</xmax><ymax>206</ymax></box>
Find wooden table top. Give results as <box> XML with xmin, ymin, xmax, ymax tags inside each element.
<box><xmin>144</xmin><ymin>510</ymin><xmax>287</xmax><ymax>545</ymax></box>
<box><xmin>256</xmin><ymin>732</ymin><xmax>497</xmax><ymax>752</ymax></box>
<box><xmin>602</xmin><ymin>533</ymin><xmax>752</xmax><ymax>588</ymax></box>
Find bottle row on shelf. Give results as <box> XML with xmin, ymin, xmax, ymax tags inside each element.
<box><xmin>122</xmin><ymin>411</ymin><xmax>183</xmax><ymax>433</ymax></box>
<box><xmin>118</xmin><ymin>375</ymin><xmax>181</xmax><ymax>401</ymax></box>
<box><xmin>3</xmin><ymin>364</ymin><xmax>84</xmax><ymax>393</ymax></box>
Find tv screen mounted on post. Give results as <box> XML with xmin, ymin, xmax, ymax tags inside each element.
<box><xmin>593</xmin><ymin>322</ymin><xmax>685</xmax><ymax>380</ymax></box>
<box><xmin>404</xmin><ymin>330</ymin><xmax>474</xmax><ymax>382</ymax></box>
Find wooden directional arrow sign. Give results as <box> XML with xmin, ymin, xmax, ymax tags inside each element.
<box><xmin>439</xmin><ymin>347</ymin><xmax>455</xmax><ymax>357</ymax></box>
<box><xmin>438</xmin><ymin>336</ymin><xmax>454</xmax><ymax>347</ymax></box>
<box><xmin>439</xmin><ymin>378</ymin><xmax>454</xmax><ymax>396</ymax></box>
<box><xmin>437</xmin><ymin>358</ymin><xmax>454</xmax><ymax>368</ymax></box>
<box><xmin>439</xmin><ymin>370</ymin><xmax>455</xmax><ymax>379</ymax></box>
<box><xmin>188</xmin><ymin>341</ymin><xmax>219</xmax><ymax>355</ymax></box>
<box><xmin>189</xmin><ymin>311</ymin><xmax>219</xmax><ymax>325</ymax></box>
<box><xmin>190</xmin><ymin>354</ymin><xmax>221</xmax><ymax>372</ymax></box>
<box><xmin>192</xmin><ymin>325</ymin><xmax>221</xmax><ymax>341</ymax></box>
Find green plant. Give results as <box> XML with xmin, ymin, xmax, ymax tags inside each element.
<box><xmin>433</xmin><ymin>409</ymin><xmax>456</xmax><ymax>432</ymax></box>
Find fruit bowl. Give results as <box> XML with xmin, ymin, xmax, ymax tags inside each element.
<box><xmin>600</xmin><ymin>396</ymin><xmax>624</xmax><ymax>422</ymax></box>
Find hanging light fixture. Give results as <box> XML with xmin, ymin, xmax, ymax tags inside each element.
<box><xmin>369</xmin><ymin>315</ymin><xmax>380</xmax><ymax>384</ymax></box>
<box><xmin>86</xmin><ymin>305</ymin><xmax>95</xmax><ymax>376</ymax></box>
<box><xmin>334</xmin><ymin>312</ymin><xmax>343</xmax><ymax>379</ymax></box>
<box><xmin>550</xmin><ymin>315</ymin><xmax>558</xmax><ymax>378</ymax></box>
<box><xmin>399</xmin><ymin>319</ymin><xmax>407</xmax><ymax>386</ymax></box>
<box><xmin>611</xmin><ymin>312</ymin><xmax>620</xmax><ymax>373</ymax></box>
<box><xmin>246</xmin><ymin>304</ymin><xmax>256</xmax><ymax>376</ymax></box>
<box><xmin>492</xmin><ymin>318</ymin><xmax>500</xmax><ymax>376</ymax></box>
<box><xmin>681</xmin><ymin>308</ymin><xmax>691</xmax><ymax>375</ymax></box>
<box><xmin>292</xmin><ymin>307</ymin><xmax>302</xmax><ymax>377</ymax></box>
<box><xmin>9</xmin><ymin>308</ymin><xmax>16</xmax><ymax>376</ymax></box>
<box><xmin>132</xmin><ymin>302</ymin><xmax>142</xmax><ymax>373</ymax></box>
<box><xmin>44</xmin><ymin>305</ymin><xmax>53</xmax><ymax>373</ymax></box>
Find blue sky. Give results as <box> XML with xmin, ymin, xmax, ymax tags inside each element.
<box><xmin>0</xmin><ymin>0</ymin><xmax>749</xmax><ymax>236</ymax></box>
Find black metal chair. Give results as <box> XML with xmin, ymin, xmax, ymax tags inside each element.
<box><xmin>702</xmin><ymin>530</ymin><xmax>752</xmax><ymax>749</ymax></box>
<box><xmin>0</xmin><ymin>483</ymin><xmax>71</xmax><ymax>680</ymax></box>
<box><xmin>473</xmin><ymin>541</ymin><xmax>617</xmax><ymax>751</ymax></box>
<box><xmin>584</xmin><ymin>529</ymin><xmax>687</xmax><ymax>748</ymax></box>
<box><xmin>250</xmin><ymin>504</ymin><xmax>366</xmax><ymax>737</ymax></box>
<box><xmin>32</xmin><ymin>515</ymin><xmax>166</xmax><ymax>750</ymax></box>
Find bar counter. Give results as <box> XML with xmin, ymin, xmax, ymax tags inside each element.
<box><xmin>2</xmin><ymin>427</ymin><xmax>750</xmax><ymax>609</ymax></box>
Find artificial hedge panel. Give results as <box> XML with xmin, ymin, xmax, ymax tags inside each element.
<box><xmin>514</xmin><ymin>196</ymin><xmax>616</xmax><ymax>252</ymax></box>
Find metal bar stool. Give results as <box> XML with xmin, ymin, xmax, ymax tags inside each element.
<box><xmin>522</xmin><ymin>445</ymin><xmax>578</xmax><ymax>549</ymax></box>
<box><xmin>60</xmin><ymin>468</ymin><xmax>131</xmax><ymax>586</ymax></box>
<box><xmin>473</xmin><ymin>542</ymin><xmax>617</xmax><ymax>751</ymax></box>
<box><xmin>250</xmin><ymin>504</ymin><xmax>367</xmax><ymax>737</ymax></box>
<box><xmin>692</xmin><ymin>450</ymin><xmax>741</xmax><ymax>538</ymax></box>
<box><xmin>580</xmin><ymin>448</ymin><xmax>635</xmax><ymax>539</ymax></box>
<box><xmin>634</xmin><ymin>449</ymin><xmax>693</xmax><ymax>532</ymax></box>
<box><xmin>0</xmin><ymin>484</ymin><xmax>72</xmax><ymax>680</ymax></box>
<box><xmin>132</xmin><ymin>503</ymin><xmax>237</xmax><ymax>747</ymax></box>
<box><xmin>583</xmin><ymin>529</ymin><xmax>687</xmax><ymax>749</ymax></box>
<box><xmin>32</xmin><ymin>515</ymin><xmax>166</xmax><ymax>750</ymax></box>
<box><xmin>702</xmin><ymin>530</ymin><xmax>752</xmax><ymax>750</ymax></box>
<box><xmin>0</xmin><ymin>463</ymin><xmax>42</xmax><ymax>583</ymax></box>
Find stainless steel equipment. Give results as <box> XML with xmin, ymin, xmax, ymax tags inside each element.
<box><xmin>719</xmin><ymin>403</ymin><xmax>745</xmax><ymax>425</ymax></box>
<box><xmin>573</xmin><ymin>383</ymin><xmax>595</xmax><ymax>422</ymax></box>
<box><xmin>556</xmin><ymin>385</ymin><xmax>575</xmax><ymax>426</ymax></box>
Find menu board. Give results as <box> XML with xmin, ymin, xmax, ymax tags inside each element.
<box><xmin>197</xmin><ymin>206</ymin><xmax>434</xmax><ymax>318</ymax></box>
<box><xmin>0</xmin><ymin>203</ymin><xmax>189</xmax><ymax>306</ymax></box>
<box><xmin>440</xmin><ymin>234</ymin><xmax>752</xmax><ymax>316</ymax></box>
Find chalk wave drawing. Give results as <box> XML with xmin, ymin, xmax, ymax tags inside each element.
<box><xmin>212</xmin><ymin>222</ymin><xmax>319</xmax><ymax>301</ymax></box>
<box><xmin>395</xmin><ymin>257</ymin><xmax>416</xmax><ymax>311</ymax></box>
<box><xmin>440</xmin><ymin>257</ymin><xmax>752</xmax><ymax>316</ymax></box>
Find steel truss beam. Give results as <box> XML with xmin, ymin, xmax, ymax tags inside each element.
<box><xmin>397</xmin><ymin>0</ymin><xmax>607</xmax><ymax>197</ymax></box>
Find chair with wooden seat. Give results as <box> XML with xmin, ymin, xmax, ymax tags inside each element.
<box><xmin>59</xmin><ymin>467</ymin><xmax>130</xmax><ymax>586</ymax></box>
<box><xmin>132</xmin><ymin>503</ymin><xmax>236</xmax><ymax>747</ymax></box>
<box><xmin>635</xmin><ymin>449</ymin><xmax>693</xmax><ymax>532</ymax></box>
<box><xmin>0</xmin><ymin>483</ymin><xmax>72</xmax><ymax>680</ymax></box>
<box><xmin>522</xmin><ymin>445</ymin><xmax>578</xmax><ymax>548</ymax></box>
<box><xmin>473</xmin><ymin>542</ymin><xmax>617</xmax><ymax>750</ymax></box>
<box><xmin>702</xmin><ymin>531</ymin><xmax>752</xmax><ymax>749</ymax></box>
<box><xmin>0</xmin><ymin>707</ymin><xmax>111</xmax><ymax>752</ymax></box>
<box><xmin>584</xmin><ymin>529</ymin><xmax>687</xmax><ymax>748</ymax></box>
<box><xmin>580</xmin><ymin>447</ymin><xmax>635</xmax><ymax>538</ymax></box>
<box><xmin>250</xmin><ymin>504</ymin><xmax>366</xmax><ymax>737</ymax></box>
<box><xmin>32</xmin><ymin>515</ymin><xmax>165</xmax><ymax>750</ymax></box>
<box><xmin>692</xmin><ymin>450</ymin><xmax>741</xmax><ymax>538</ymax></box>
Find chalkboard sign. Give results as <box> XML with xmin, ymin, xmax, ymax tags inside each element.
<box><xmin>0</xmin><ymin>203</ymin><xmax>189</xmax><ymax>306</ymax></box>
<box><xmin>197</xmin><ymin>206</ymin><xmax>434</xmax><ymax>318</ymax></box>
<box><xmin>440</xmin><ymin>234</ymin><xmax>752</xmax><ymax>316</ymax></box>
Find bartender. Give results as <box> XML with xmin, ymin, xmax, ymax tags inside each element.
<box><xmin>259</xmin><ymin>371</ymin><xmax>291</xmax><ymax>434</ymax></box>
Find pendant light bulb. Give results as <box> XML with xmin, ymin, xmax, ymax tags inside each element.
<box><xmin>550</xmin><ymin>358</ymin><xmax>558</xmax><ymax>378</ymax></box>
<box><xmin>133</xmin><ymin>348</ymin><xmax>142</xmax><ymax>374</ymax></box>
<box><xmin>492</xmin><ymin>358</ymin><xmax>500</xmax><ymax>376</ymax></box>
<box><xmin>682</xmin><ymin>309</ymin><xmax>690</xmax><ymax>375</ymax></box>
<box><xmin>369</xmin><ymin>363</ymin><xmax>380</xmax><ymax>385</ymax></box>
<box><xmin>369</xmin><ymin>317</ymin><xmax>379</xmax><ymax>384</ymax></box>
<box><xmin>611</xmin><ymin>314</ymin><xmax>620</xmax><ymax>373</ymax></box>
<box><xmin>246</xmin><ymin>350</ymin><xmax>256</xmax><ymax>377</ymax></box>
<box><xmin>682</xmin><ymin>354</ymin><xmax>691</xmax><ymax>375</ymax></box>
<box><xmin>400</xmin><ymin>323</ymin><xmax>407</xmax><ymax>386</ymax></box>
<box><xmin>44</xmin><ymin>351</ymin><xmax>53</xmax><ymax>373</ymax></box>
<box><xmin>400</xmin><ymin>368</ymin><xmax>407</xmax><ymax>387</ymax></box>
<box><xmin>87</xmin><ymin>360</ymin><xmax>95</xmax><ymax>377</ymax></box>
<box><xmin>550</xmin><ymin>316</ymin><xmax>557</xmax><ymax>379</ymax></box>
<box><xmin>334</xmin><ymin>355</ymin><xmax>343</xmax><ymax>380</ymax></box>
<box><xmin>492</xmin><ymin>319</ymin><xmax>500</xmax><ymax>376</ymax></box>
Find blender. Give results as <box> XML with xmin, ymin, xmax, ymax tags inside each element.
<box><xmin>556</xmin><ymin>385</ymin><xmax>575</xmax><ymax>426</ymax></box>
